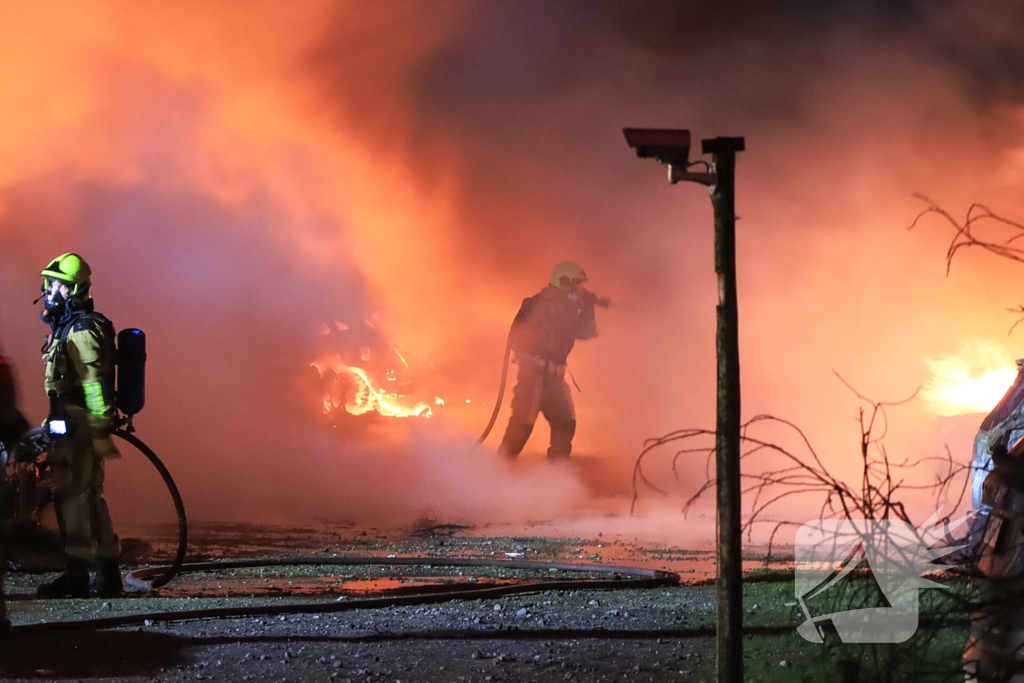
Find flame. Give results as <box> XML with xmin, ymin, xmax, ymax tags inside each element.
<box><xmin>312</xmin><ymin>353</ymin><xmax>433</xmax><ymax>419</ymax></box>
<box><xmin>923</xmin><ymin>341</ymin><xmax>1017</xmax><ymax>416</ymax></box>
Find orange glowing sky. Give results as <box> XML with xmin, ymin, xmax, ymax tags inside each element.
<box><xmin>1</xmin><ymin>1</ymin><xmax>1024</xmax><ymax>520</ymax></box>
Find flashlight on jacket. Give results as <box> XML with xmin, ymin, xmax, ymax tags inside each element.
<box><xmin>46</xmin><ymin>390</ymin><xmax>70</xmax><ymax>438</ymax></box>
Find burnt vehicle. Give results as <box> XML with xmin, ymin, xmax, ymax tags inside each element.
<box><xmin>1</xmin><ymin>429</ymin><xmax>61</xmax><ymax>638</ymax></box>
<box><xmin>963</xmin><ymin>360</ymin><xmax>1024</xmax><ymax>680</ymax></box>
<box><xmin>971</xmin><ymin>359</ymin><xmax>1024</xmax><ymax>518</ymax></box>
<box><xmin>1</xmin><ymin>428</ymin><xmax>55</xmax><ymax>524</ymax></box>
<box><xmin>958</xmin><ymin>359</ymin><xmax>1024</xmax><ymax>567</ymax></box>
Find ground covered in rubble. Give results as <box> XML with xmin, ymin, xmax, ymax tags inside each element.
<box><xmin>1</xmin><ymin>522</ymin><xmax>972</xmax><ymax>682</ymax></box>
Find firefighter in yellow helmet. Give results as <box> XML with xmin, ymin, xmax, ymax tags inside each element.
<box><xmin>498</xmin><ymin>262</ymin><xmax>607</xmax><ymax>461</ymax></box>
<box><xmin>36</xmin><ymin>253</ymin><xmax>122</xmax><ymax>598</ymax></box>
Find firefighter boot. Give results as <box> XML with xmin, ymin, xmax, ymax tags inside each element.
<box><xmin>36</xmin><ymin>558</ymin><xmax>90</xmax><ymax>598</ymax></box>
<box><xmin>547</xmin><ymin>419</ymin><xmax>577</xmax><ymax>462</ymax></box>
<box><xmin>498</xmin><ymin>423</ymin><xmax>534</xmax><ymax>461</ymax></box>
<box><xmin>93</xmin><ymin>561</ymin><xmax>124</xmax><ymax>598</ymax></box>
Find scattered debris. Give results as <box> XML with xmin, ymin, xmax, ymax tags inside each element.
<box><xmin>410</xmin><ymin>521</ymin><xmax>475</xmax><ymax>538</ymax></box>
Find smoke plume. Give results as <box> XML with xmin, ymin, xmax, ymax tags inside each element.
<box><xmin>2</xmin><ymin>1</ymin><xmax>1024</xmax><ymax>526</ymax></box>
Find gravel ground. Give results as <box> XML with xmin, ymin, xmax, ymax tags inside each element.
<box><xmin>0</xmin><ymin>522</ymin><xmax>840</xmax><ymax>683</ymax></box>
<box><xmin>2</xmin><ymin>587</ymin><xmax>725</xmax><ymax>682</ymax></box>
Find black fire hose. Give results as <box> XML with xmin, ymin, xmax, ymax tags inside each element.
<box><xmin>7</xmin><ymin>556</ymin><xmax>679</xmax><ymax>635</ymax></box>
<box><xmin>475</xmin><ymin>332</ymin><xmax>513</xmax><ymax>447</ymax></box>
<box><xmin>112</xmin><ymin>430</ymin><xmax>187</xmax><ymax>591</ymax></box>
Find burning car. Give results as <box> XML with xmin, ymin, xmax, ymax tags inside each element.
<box><xmin>310</xmin><ymin>318</ymin><xmax>438</xmax><ymax>430</ymax></box>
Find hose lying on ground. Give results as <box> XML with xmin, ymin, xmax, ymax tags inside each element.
<box><xmin>8</xmin><ymin>556</ymin><xmax>679</xmax><ymax>636</ymax></box>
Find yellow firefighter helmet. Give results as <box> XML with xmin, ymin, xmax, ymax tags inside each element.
<box><xmin>550</xmin><ymin>262</ymin><xmax>588</xmax><ymax>290</ymax></box>
<box><xmin>41</xmin><ymin>253</ymin><xmax>92</xmax><ymax>299</ymax></box>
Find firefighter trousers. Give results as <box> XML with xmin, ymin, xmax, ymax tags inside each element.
<box><xmin>50</xmin><ymin>422</ymin><xmax>120</xmax><ymax>565</ymax></box>
<box><xmin>498</xmin><ymin>358</ymin><xmax>576</xmax><ymax>460</ymax></box>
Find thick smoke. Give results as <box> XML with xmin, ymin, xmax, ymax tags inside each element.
<box><xmin>2</xmin><ymin>1</ymin><xmax>1024</xmax><ymax>526</ymax></box>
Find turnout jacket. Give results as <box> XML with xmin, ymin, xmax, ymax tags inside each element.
<box><xmin>509</xmin><ymin>286</ymin><xmax>598</xmax><ymax>365</ymax></box>
<box><xmin>43</xmin><ymin>302</ymin><xmax>116</xmax><ymax>434</ymax></box>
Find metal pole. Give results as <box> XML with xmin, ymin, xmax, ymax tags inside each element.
<box><xmin>622</xmin><ymin>128</ymin><xmax>746</xmax><ymax>683</ymax></box>
<box><xmin>703</xmin><ymin>135</ymin><xmax>745</xmax><ymax>683</ymax></box>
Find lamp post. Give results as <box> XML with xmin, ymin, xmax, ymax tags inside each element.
<box><xmin>624</xmin><ymin>129</ymin><xmax>746</xmax><ymax>683</ymax></box>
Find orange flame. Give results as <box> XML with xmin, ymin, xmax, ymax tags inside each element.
<box><xmin>923</xmin><ymin>341</ymin><xmax>1017</xmax><ymax>416</ymax></box>
<box><xmin>312</xmin><ymin>353</ymin><xmax>433</xmax><ymax>419</ymax></box>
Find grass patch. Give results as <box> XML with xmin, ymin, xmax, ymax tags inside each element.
<box><xmin>683</xmin><ymin>576</ymin><xmax>975</xmax><ymax>681</ymax></box>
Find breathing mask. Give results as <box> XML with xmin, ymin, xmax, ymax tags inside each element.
<box><xmin>38</xmin><ymin>278</ymin><xmax>68</xmax><ymax>324</ymax></box>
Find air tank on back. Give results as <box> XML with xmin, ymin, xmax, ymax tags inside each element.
<box><xmin>116</xmin><ymin>328</ymin><xmax>146</xmax><ymax>416</ymax></box>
